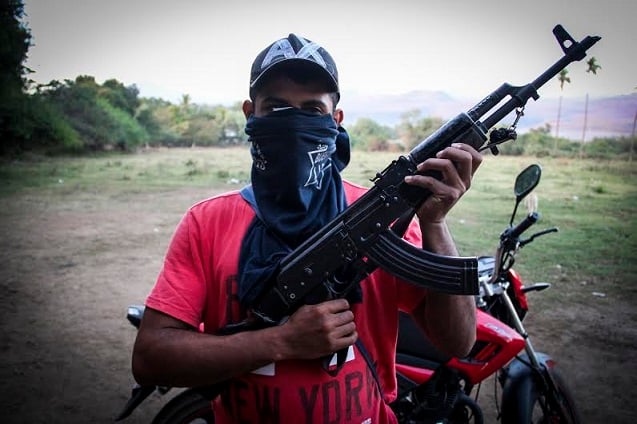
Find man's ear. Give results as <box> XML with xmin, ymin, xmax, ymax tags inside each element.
<box><xmin>242</xmin><ymin>100</ymin><xmax>254</xmax><ymax>119</ymax></box>
<box><xmin>333</xmin><ymin>108</ymin><xmax>344</xmax><ymax>125</ymax></box>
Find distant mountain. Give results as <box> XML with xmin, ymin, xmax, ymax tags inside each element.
<box><xmin>340</xmin><ymin>90</ymin><xmax>637</xmax><ymax>141</ymax></box>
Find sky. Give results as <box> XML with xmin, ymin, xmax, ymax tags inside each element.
<box><xmin>23</xmin><ymin>0</ymin><xmax>636</xmax><ymax>106</ymax></box>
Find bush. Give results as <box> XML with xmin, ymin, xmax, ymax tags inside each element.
<box><xmin>96</xmin><ymin>98</ymin><xmax>149</xmax><ymax>150</ymax></box>
<box><xmin>29</xmin><ymin>97</ymin><xmax>82</xmax><ymax>152</ymax></box>
<box><xmin>0</xmin><ymin>93</ymin><xmax>82</xmax><ymax>154</ymax></box>
<box><xmin>495</xmin><ymin>125</ymin><xmax>625</xmax><ymax>159</ymax></box>
<box><xmin>348</xmin><ymin>117</ymin><xmax>395</xmax><ymax>151</ymax></box>
<box><xmin>583</xmin><ymin>137</ymin><xmax>632</xmax><ymax>159</ymax></box>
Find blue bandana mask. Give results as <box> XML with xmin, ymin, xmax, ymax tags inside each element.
<box><xmin>238</xmin><ymin>108</ymin><xmax>351</xmax><ymax>308</ymax></box>
<box><xmin>245</xmin><ymin>108</ymin><xmax>348</xmax><ymax>244</ymax></box>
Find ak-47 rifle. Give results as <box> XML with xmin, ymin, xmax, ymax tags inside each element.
<box><xmin>222</xmin><ymin>25</ymin><xmax>601</xmax><ymax>333</ymax></box>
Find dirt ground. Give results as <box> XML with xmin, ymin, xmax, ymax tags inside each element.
<box><xmin>0</xmin><ymin>183</ymin><xmax>635</xmax><ymax>423</ymax></box>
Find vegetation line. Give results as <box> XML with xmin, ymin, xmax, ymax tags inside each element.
<box><xmin>1</xmin><ymin>1</ymin><xmax>633</xmax><ymax>158</ymax></box>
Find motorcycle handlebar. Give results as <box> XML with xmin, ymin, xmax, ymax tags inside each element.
<box><xmin>520</xmin><ymin>227</ymin><xmax>559</xmax><ymax>247</ymax></box>
<box><xmin>506</xmin><ymin>212</ymin><xmax>539</xmax><ymax>239</ymax></box>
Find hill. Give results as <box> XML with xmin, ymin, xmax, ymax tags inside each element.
<box><xmin>340</xmin><ymin>91</ymin><xmax>637</xmax><ymax>141</ymax></box>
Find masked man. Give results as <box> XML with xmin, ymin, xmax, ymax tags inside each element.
<box><xmin>132</xmin><ymin>33</ymin><xmax>481</xmax><ymax>423</ymax></box>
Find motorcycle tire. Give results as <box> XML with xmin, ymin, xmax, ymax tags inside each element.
<box><xmin>151</xmin><ymin>389</ymin><xmax>215</xmax><ymax>424</ymax></box>
<box><xmin>501</xmin><ymin>366</ymin><xmax>581</xmax><ymax>424</ymax></box>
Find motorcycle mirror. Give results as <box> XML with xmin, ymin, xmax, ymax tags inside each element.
<box><xmin>510</xmin><ymin>164</ymin><xmax>542</xmax><ymax>226</ymax></box>
<box><xmin>514</xmin><ymin>164</ymin><xmax>542</xmax><ymax>200</ymax></box>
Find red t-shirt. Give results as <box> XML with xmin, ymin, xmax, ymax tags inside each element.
<box><xmin>146</xmin><ymin>181</ymin><xmax>428</xmax><ymax>424</ymax></box>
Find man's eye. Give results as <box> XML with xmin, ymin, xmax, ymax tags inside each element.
<box><xmin>304</xmin><ymin>107</ymin><xmax>324</xmax><ymax>115</ymax></box>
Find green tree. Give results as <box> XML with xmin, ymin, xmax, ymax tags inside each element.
<box><xmin>397</xmin><ymin>110</ymin><xmax>443</xmax><ymax>150</ymax></box>
<box><xmin>555</xmin><ymin>68</ymin><xmax>571</xmax><ymax>142</ymax></box>
<box><xmin>101</xmin><ymin>78</ymin><xmax>141</xmax><ymax>116</ymax></box>
<box><xmin>136</xmin><ymin>99</ymin><xmax>248</xmax><ymax>147</ymax></box>
<box><xmin>216</xmin><ymin>103</ymin><xmax>248</xmax><ymax>145</ymax></box>
<box><xmin>580</xmin><ymin>57</ymin><xmax>601</xmax><ymax>151</ymax></box>
<box><xmin>348</xmin><ymin>117</ymin><xmax>395</xmax><ymax>151</ymax></box>
<box><xmin>0</xmin><ymin>0</ymin><xmax>33</xmax><ymax>153</ymax></box>
<box><xmin>631</xmin><ymin>86</ymin><xmax>636</xmax><ymax>163</ymax></box>
<box><xmin>630</xmin><ymin>111</ymin><xmax>636</xmax><ymax>163</ymax></box>
<box><xmin>586</xmin><ymin>57</ymin><xmax>601</xmax><ymax>75</ymax></box>
<box><xmin>137</xmin><ymin>97</ymin><xmax>181</xmax><ymax>145</ymax></box>
<box><xmin>181</xmin><ymin>107</ymin><xmax>222</xmax><ymax>146</ymax></box>
<box><xmin>180</xmin><ymin>94</ymin><xmax>191</xmax><ymax>109</ymax></box>
<box><xmin>39</xmin><ymin>76</ymin><xmax>148</xmax><ymax>150</ymax></box>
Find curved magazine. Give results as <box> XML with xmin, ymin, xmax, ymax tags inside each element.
<box><xmin>365</xmin><ymin>229</ymin><xmax>479</xmax><ymax>295</ymax></box>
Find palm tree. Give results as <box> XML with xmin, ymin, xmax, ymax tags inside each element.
<box><xmin>586</xmin><ymin>57</ymin><xmax>601</xmax><ymax>75</ymax></box>
<box><xmin>631</xmin><ymin>108</ymin><xmax>636</xmax><ymax>163</ymax></box>
<box><xmin>581</xmin><ymin>58</ymin><xmax>601</xmax><ymax>147</ymax></box>
<box><xmin>180</xmin><ymin>93</ymin><xmax>191</xmax><ymax>110</ymax></box>
<box><xmin>631</xmin><ymin>86</ymin><xmax>637</xmax><ymax>163</ymax></box>
<box><xmin>555</xmin><ymin>69</ymin><xmax>571</xmax><ymax>151</ymax></box>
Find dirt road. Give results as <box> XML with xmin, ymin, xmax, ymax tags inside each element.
<box><xmin>0</xmin><ymin>182</ymin><xmax>635</xmax><ymax>423</ymax></box>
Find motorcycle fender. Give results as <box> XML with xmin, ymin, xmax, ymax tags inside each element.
<box><xmin>500</xmin><ymin>352</ymin><xmax>554</xmax><ymax>422</ymax></box>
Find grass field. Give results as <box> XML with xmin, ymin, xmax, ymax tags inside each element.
<box><xmin>1</xmin><ymin>146</ymin><xmax>636</xmax><ymax>423</ymax></box>
<box><xmin>3</xmin><ymin>147</ymin><xmax>635</xmax><ymax>300</ymax></box>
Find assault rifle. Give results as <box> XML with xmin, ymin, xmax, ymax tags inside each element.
<box><xmin>223</xmin><ymin>25</ymin><xmax>600</xmax><ymax>332</ymax></box>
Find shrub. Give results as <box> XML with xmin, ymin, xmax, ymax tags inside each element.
<box><xmin>96</xmin><ymin>98</ymin><xmax>149</xmax><ymax>150</ymax></box>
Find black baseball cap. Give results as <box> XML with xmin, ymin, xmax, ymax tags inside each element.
<box><xmin>249</xmin><ymin>34</ymin><xmax>339</xmax><ymax>100</ymax></box>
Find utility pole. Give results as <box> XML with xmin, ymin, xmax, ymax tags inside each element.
<box><xmin>630</xmin><ymin>109</ymin><xmax>636</xmax><ymax>163</ymax></box>
<box><xmin>580</xmin><ymin>93</ymin><xmax>589</xmax><ymax>159</ymax></box>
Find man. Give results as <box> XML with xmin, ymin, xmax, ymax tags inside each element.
<box><xmin>132</xmin><ymin>34</ymin><xmax>481</xmax><ymax>423</ymax></box>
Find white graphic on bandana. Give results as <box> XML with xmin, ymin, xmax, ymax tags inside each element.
<box><xmin>305</xmin><ymin>144</ymin><xmax>331</xmax><ymax>189</ymax></box>
<box><xmin>261</xmin><ymin>38</ymin><xmax>327</xmax><ymax>69</ymax></box>
<box><xmin>252</xmin><ymin>143</ymin><xmax>267</xmax><ymax>171</ymax></box>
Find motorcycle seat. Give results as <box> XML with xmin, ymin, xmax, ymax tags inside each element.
<box><xmin>396</xmin><ymin>311</ymin><xmax>451</xmax><ymax>366</ymax></box>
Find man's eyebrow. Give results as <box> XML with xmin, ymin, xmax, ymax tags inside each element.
<box><xmin>261</xmin><ymin>96</ymin><xmax>290</xmax><ymax>105</ymax></box>
<box><xmin>260</xmin><ymin>97</ymin><xmax>330</xmax><ymax>110</ymax></box>
<box><xmin>300</xmin><ymin>99</ymin><xmax>329</xmax><ymax>109</ymax></box>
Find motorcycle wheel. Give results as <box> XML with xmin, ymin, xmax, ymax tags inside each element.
<box><xmin>502</xmin><ymin>366</ymin><xmax>581</xmax><ymax>424</ymax></box>
<box><xmin>151</xmin><ymin>389</ymin><xmax>215</xmax><ymax>424</ymax></box>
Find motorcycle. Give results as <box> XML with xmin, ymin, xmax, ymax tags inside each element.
<box><xmin>391</xmin><ymin>163</ymin><xmax>579</xmax><ymax>423</ymax></box>
<box><xmin>117</xmin><ymin>164</ymin><xmax>581</xmax><ymax>423</ymax></box>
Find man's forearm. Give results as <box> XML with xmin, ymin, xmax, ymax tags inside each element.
<box><xmin>133</xmin><ymin>300</ymin><xmax>358</xmax><ymax>387</ymax></box>
<box><xmin>420</xmin><ymin>219</ymin><xmax>458</xmax><ymax>256</ymax></box>
<box><xmin>416</xmin><ymin>290</ymin><xmax>476</xmax><ymax>357</ymax></box>
<box><xmin>414</xmin><ymin>220</ymin><xmax>477</xmax><ymax>357</ymax></box>
<box><xmin>132</xmin><ymin>309</ymin><xmax>288</xmax><ymax>387</ymax></box>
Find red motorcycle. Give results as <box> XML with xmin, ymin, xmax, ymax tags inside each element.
<box><xmin>118</xmin><ymin>164</ymin><xmax>581</xmax><ymax>423</ymax></box>
<box><xmin>391</xmin><ymin>163</ymin><xmax>579</xmax><ymax>423</ymax></box>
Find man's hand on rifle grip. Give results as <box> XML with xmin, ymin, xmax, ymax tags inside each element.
<box><xmin>276</xmin><ymin>299</ymin><xmax>357</xmax><ymax>360</ymax></box>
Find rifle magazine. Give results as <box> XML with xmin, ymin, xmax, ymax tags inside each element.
<box><xmin>365</xmin><ymin>230</ymin><xmax>479</xmax><ymax>295</ymax></box>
